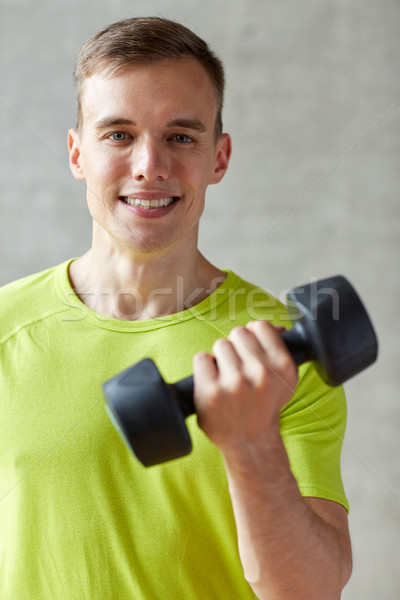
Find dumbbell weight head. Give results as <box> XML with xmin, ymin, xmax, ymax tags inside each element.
<box><xmin>104</xmin><ymin>358</ymin><xmax>194</xmax><ymax>466</ymax></box>
<box><xmin>283</xmin><ymin>275</ymin><xmax>378</xmax><ymax>386</ymax></box>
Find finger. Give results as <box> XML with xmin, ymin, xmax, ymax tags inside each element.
<box><xmin>229</xmin><ymin>323</ymin><xmax>297</xmax><ymax>391</ymax></box>
<box><xmin>245</xmin><ymin>320</ymin><xmax>290</xmax><ymax>359</ymax></box>
<box><xmin>227</xmin><ymin>325</ymin><xmax>268</xmax><ymax>368</ymax></box>
<box><xmin>193</xmin><ymin>352</ymin><xmax>219</xmax><ymax>383</ymax></box>
<box><xmin>211</xmin><ymin>338</ymin><xmax>243</xmax><ymax>376</ymax></box>
<box><xmin>247</xmin><ymin>321</ymin><xmax>286</xmax><ymax>334</ymax></box>
<box><xmin>245</xmin><ymin>321</ymin><xmax>298</xmax><ymax>389</ymax></box>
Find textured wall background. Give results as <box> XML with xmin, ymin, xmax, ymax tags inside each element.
<box><xmin>1</xmin><ymin>0</ymin><xmax>399</xmax><ymax>596</ymax></box>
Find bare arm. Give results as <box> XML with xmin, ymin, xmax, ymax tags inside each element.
<box><xmin>193</xmin><ymin>321</ymin><xmax>352</xmax><ymax>599</ymax></box>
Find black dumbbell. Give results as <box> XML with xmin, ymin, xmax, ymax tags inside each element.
<box><xmin>103</xmin><ymin>275</ymin><xmax>378</xmax><ymax>467</ymax></box>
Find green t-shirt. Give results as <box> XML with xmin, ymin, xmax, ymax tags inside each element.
<box><xmin>0</xmin><ymin>260</ymin><xmax>348</xmax><ymax>599</ymax></box>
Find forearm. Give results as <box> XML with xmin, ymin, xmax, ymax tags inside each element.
<box><xmin>193</xmin><ymin>323</ymin><xmax>351</xmax><ymax>598</ymax></box>
<box><xmin>223</xmin><ymin>432</ymin><xmax>351</xmax><ymax>600</ymax></box>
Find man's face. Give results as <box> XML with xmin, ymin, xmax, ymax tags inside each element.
<box><xmin>68</xmin><ymin>57</ymin><xmax>231</xmax><ymax>256</ymax></box>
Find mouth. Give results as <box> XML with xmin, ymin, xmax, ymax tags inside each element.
<box><xmin>120</xmin><ymin>196</ymin><xmax>179</xmax><ymax>209</ymax></box>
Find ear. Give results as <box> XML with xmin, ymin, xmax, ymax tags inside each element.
<box><xmin>68</xmin><ymin>128</ymin><xmax>86</xmax><ymax>181</ymax></box>
<box><xmin>209</xmin><ymin>133</ymin><xmax>232</xmax><ymax>185</ymax></box>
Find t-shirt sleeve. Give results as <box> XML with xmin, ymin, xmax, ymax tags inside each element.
<box><xmin>279</xmin><ymin>361</ymin><xmax>349</xmax><ymax>511</ymax></box>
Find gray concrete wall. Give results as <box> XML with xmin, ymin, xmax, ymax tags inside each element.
<box><xmin>1</xmin><ymin>0</ymin><xmax>399</xmax><ymax>596</ymax></box>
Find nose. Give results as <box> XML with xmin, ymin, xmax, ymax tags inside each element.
<box><xmin>131</xmin><ymin>136</ymin><xmax>169</xmax><ymax>182</ymax></box>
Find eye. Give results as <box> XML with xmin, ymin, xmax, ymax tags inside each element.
<box><xmin>173</xmin><ymin>134</ymin><xmax>193</xmax><ymax>144</ymax></box>
<box><xmin>110</xmin><ymin>132</ymin><xmax>129</xmax><ymax>141</ymax></box>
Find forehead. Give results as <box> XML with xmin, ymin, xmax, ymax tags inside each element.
<box><xmin>79</xmin><ymin>57</ymin><xmax>218</xmax><ymax>128</ymax></box>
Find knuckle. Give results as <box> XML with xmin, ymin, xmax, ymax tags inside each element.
<box><xmin>250</xmin><ymin>319</ymin><xmax>268</xmax><ymax>330</ymax></box>
<box><xmin>194</xmin><ymin>351</ymin><xmax>211</xmax><ymax>363</ymax></box>
<box><xmin>228</xmin><ymin>326</ymin><xmax>247</xmax><ymax>340</ymax></box>
<box><xmin>212</xmin><ymin>337</ymin><xmax>230</xmax><ymax>353</ymax></box>
<box><xmin>250</xmin><ymin>319</ymin><xmax>271</xmax><ymax>333</ymax></box>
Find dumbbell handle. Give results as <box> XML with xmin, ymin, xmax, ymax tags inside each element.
<box><xmin>172</xmin><ymin>377</ymin><xmax>196</xmax><ymax>416</ymax></box>
<box><xmin>281</xmin><ymin>324</ymin><xmax>314</xmax><ymax>365</ymax></box>
<box><xmin>171</xmin><ymin>324</ymin><xmax>313</xmax><ymax>418</ymax></box>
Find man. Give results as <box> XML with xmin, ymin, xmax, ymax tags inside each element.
<box><xmin>0</xmin><ymin>17</ymin><xmax>352</xmax><ymax>599</ymax></box>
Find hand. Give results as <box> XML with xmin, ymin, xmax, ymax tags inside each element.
<box><xmin>193</xmin><ymin>321</ymin><xmax>299</xmax><ymax>457</ymax></box>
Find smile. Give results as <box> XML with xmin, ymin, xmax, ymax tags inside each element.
<box><xmin>120</xmin><ymin>197</ymin><xmax>177</xmax><ymax>209</ymax></box>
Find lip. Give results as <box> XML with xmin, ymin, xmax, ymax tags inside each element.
<box><xmin>119</xmin><ymin>191</ymin><xmax>180</xmax><ymax>201</ymax></box>
<box><xmin>118</xmin><ymin>195</ymin><xmax>180</xmax><ymax>219</ymax></box>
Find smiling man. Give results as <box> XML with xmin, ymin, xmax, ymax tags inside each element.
<box><xmin>0</xmin><ymin>17</ymin><xmax>352</xmax><ymax>600</ymax></box>
<box><xmin>68</xmin><ymin>53</ymin><xmax>231</xmax><ymax>319</ymax></box>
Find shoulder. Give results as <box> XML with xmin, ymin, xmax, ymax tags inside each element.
<box><xmin>0</xmin><ymin>261</ymin><xmax>71</xmax><ymax>343</ymax></box>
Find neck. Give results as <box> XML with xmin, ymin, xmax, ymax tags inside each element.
<box><xmin>68</xmin><ymin>231</ymin><xmax>225</xmax><ymax>321</ymax></box>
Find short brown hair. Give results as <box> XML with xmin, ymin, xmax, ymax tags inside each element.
<box><xmin>73</xmin><ymin>17</ymin><xmax>225</xmax><ymax>137</ymax></box>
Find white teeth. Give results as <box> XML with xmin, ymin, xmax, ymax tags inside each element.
<box><xmin>123</xmin><ymin>197</ymin><xmax>175</xmax><ymax>208</ymax></box>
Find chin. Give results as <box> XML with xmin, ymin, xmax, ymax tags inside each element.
<box><xmin>121</xmin><ymin>234</ymin><xmax>178</xmax><ymax>256</ymax></box>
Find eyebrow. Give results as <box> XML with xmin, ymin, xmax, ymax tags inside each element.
<box><xmin>94</xmin><ymin>117</ymin><xmax>136</xmax><ymax>130</ymax></box>
<box><xmin>94</xmin><ymin>116</ymin><xmax>207</xmax><ymax>132</ymax></box>
<box><xmin>166</xmin><ymin>118</ymin><xmax>207</xmax><ymax>132</ymax></box>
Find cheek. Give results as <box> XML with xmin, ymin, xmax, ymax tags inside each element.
<box><xmin>83</xmin><ymin>158</ymin><xmax>121</xmax><ymax>210</ymax></box>
<box><xmin>81</xmin><ymin>142</ymin><xmax>128</xmax><ymax>185</ymax></box>
<box><xmin>179</xmin><ymin>155</ymin><xmax>215</xmax><ymax>191</ymax></box>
